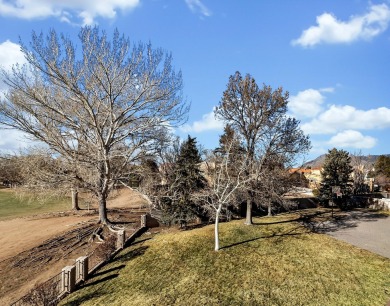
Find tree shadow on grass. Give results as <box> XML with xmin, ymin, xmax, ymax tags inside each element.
<box><xmin>252</xmin><ymin>217</ymin><xmax>302</xmax><ymax>226</ymax></box>
<box><xmin>91</xmin><ymin>264</ymin><xmax>126</xmax><ymax>278</ymax></box>
<box><xmin>183</xmin><ymin>223</ymin><xmax>210</xmax><ymax>231</ymax></box>
<box><xmin>252</xmin><ymin>210</ymin><xmax>329</xmax><ymax>226</ymax></box>
<box><xmin>114</xmin><ymin>245</ymin><xmax>149</xmax><ymax>263</ymax></box>
<box><xmin>220</xmin><ymin>210</ymin><xmax>341</xmax><ymax>250</ymax></box>
<box><xmin>83</xmin><ymin>273</ymin><xmax>119</xmax><ymax>288</ymax></box>
<box><xmin>220</xmin><ymin>225</ymin><xmax>309</xmax><ymax>250</ymax></box>
<box><xmin>129</xmin><ymin>237</ymin><xmax>152</xmax><ymax>246</ymax></box>
<box><xmin>76</xmin><ymin>246</ymin><xmax>149</xmax><ymax>291</ymax></box>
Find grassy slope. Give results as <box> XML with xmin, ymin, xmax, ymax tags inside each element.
<box><xmin>62</xmin><ymin>214</ymin><xmax>390</xmax><ymax>306</ymax></box>
<box><xmin>0</xmin><ymin>189</ymin><xmax>73</xmax><ymax>220</ymax></box>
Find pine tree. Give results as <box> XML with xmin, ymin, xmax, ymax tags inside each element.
<box><xmin>374</xmin><ymin>155</ymin><xmax>390</xmax><ymax>191</ymax></box>
<box><xmin>320</xmin><ymin>148</ymin><xmax>353</xmax><ymax>209</ymax></box>
<box><xmin>216</xmin><ymin>124</ymin><xmax>245</xmax><ymax>173</ymax></box>
<box><xmin>218</xmin><ymin>125</ymin><xmax>239</xmax><ymax>153</ymax></box>
<box><xmin>170</xmin><ymin>136</ymin><xmax>206</xmax><ymax>227</ymax></box>
<box><xmin>375</xmin><ymin>155</ymin><xmax>390</xmax><ymax>178</ymax></box>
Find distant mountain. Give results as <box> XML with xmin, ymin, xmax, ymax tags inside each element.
<box><xmin>302</xmin><ymin>155</ymin><xmax>326</xmax><ymax>169</ymax></box>
<box><xmin>303</xmin><ymin>154</ymin><xmax>390</xmax><ymax>169</ymax></box>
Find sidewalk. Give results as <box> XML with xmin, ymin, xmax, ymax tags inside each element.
<box><xmin>324</xmin><ymin>211</ymin><xmax>390</xmax><ymax>259</ymax></box>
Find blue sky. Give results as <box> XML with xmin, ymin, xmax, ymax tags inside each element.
<box><xmin>0</xmin><ymin>0</ymin><xmax>390</xmax><ymax>163</ymax></box>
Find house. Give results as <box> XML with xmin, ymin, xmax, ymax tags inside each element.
<box><xmin>289</xmin><ymin>168</ymin><xmax>322</xmax><ymax>189</ymax></box>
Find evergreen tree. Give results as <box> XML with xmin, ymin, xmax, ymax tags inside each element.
<box><xmin>218</xmin><ymin>125</ymin><xmax>240</xmax><ymax>154</ymax></box>
<box><xmin>373</xmin><ymin>155</ymin><xmax>390</xmax><ymax>191</ymax></box>
<box><xmin>169</xmin><ymin>136</ymin><xmax>206</xmax><ymax>227</ymax></box>
<box><xmin>216</xmin><ymin>124</ymin><xmax>245</xmax><ymax>172</ymax></box>
<box><xmin>320</xmin><ymin>148</ymin><xmax>353</xmax><ymax>209</ymax></box>
<box><xmin>375</xmin><ymin>155</ymin><xmax>390</xmax><ymax>178</ymax></box>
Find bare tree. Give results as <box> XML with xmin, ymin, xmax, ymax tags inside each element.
<box><xmin>0</xmin><ymin>153</ymin><xmax>24</xmax><ymax>187</ymax></box>
<box><xmin>138</xmin><ymin>136</ymin><xmax>181</xmax><ymax>225</ymax></box>
<box><xmin>198</xmin><ymin>139</ymin><xmax>249</xmax><ymax>251</ymax></box>
<box><xmin>350</xmin><ymin>151</ymin><xmax>371</xmax><ymax>194</ymax></box>
<box><xmin>254</xmin><ymin>158</ymin><xmax>296</xmax><ymax>216</ymax></box>
<box><xmin>0</xmin><ymin>27</ymin><xmax>188</xmax><ymax>224</ymax></box>
<box><xmin>19</xmin><ymin>148</ymin><xmax>86</xmax><ymax>207</ymax></box>
<box><xmin>0</xmin><ymin>148</ymin><xmax>85</xmax><ymax>208</ymax></box>
<box><xmin>215</xmin><ymin>71</ymin><xmax>310</xmax><ymax>224</ymax></box>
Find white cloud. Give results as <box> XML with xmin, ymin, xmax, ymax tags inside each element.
<box><xmin>319</xmin><ymin>87</ymin><xmax>335</xmax><ymax>93</ymax></box>
<box><xmin>292</xmin><ymin>3</ymin><xmax>390</xmax><ymax>47</ymax></box>
<box><xmin>185</xmin><ymin>0</ymin><xmax>212</xmax><ymax>17</ymax></box>
<box><xmin>0</xmin><ymin>40</ymin><xmax>26</xmax><ymax>69</ymax></box>
<box><xmin>328</xmin><ymin>130</ymin><xmax>377</xmax><ymax>149</ymax></box>
<box><xmin>301</xmin><ymin>105</ymin><xmax>390</xmax><ymax>134</ymax></box>
<box><xmin>180</xmin><ymin>110</ymin><xmax>223</xmax><ymax>133</ymax></box>
<box><xmin>289</xmin><ymin>88</ymin><xmax>330</xmax><ymax>118</ymax></box>
<box><xmin>0</xmin><ymin>40</ymin><xmax>26</xmax><ymax>93</ymax></box>
<box><xmin>308</xmin><ymin>142</ymin><xmax>328</xmax><ymax>156</ymax></box>
<box><xmin>0</xmin><ymin>128</ymin><xmax>36</xmax><ymax>153</ymax></box>
<box><xmin>0</xmin><ymin>0</ymin><xmax>140</xmax><ymax>25</ymax></box>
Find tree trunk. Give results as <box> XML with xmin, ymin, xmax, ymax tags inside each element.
<box><xmin>215</xmin><ymin>207</ymin><xmax>221</xmax><ymax>251</ymax></box>
<box><xmin>71</xmin><ymin>188</ymin><xmax>79</xmax><ymax>211</ymax></box>
<box><xmin>97</xmin><ymin>160</ymin><xmax>110</xmax><ymax>224</ymax></box>
<box><xmin>98</xmin><ymin>194</ymin><xmax>109</xmax><ymax>224</ymax></box>
<box><xmin>267</xmin><ymin>202</ymin><xmax>272</xmax><ymax>216</ymax></box>
<box><xmin>245</xmin><ymin>198</ymin><xmax>252</xmax><ymax>225</ymax></box>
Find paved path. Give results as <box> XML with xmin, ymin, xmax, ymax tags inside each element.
<box><xmin>323</xmin><ymin>211</ymin><xmax>390</xmax><ymax>259</ymax></box>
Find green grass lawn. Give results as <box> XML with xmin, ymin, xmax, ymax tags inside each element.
<box><xmin>0</xmin><ymin>188</ymin><xmax>78</xmax><ymax>220</ymax></box>
<box><xmin>61</xmin><ymin>214</ymin><xmax>390</xmax><ymax>306</ymax></box>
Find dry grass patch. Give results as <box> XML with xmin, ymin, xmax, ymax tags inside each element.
<box><xmin>379</xmin><ymin>210</ymin><xmax>390</xmax><ymax>216</ymax></box>
<box><xmin>61</xmin><ymin>213</ymin><xmax>390</xmax><ymax>306</ymax></box>
<box><xmin>0</xmin><ymin>189</ymin><xmax>88</xmax><ymax>220</ymax></box>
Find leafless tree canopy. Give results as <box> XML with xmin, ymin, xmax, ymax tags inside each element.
<box><xmin>0</xmin><ymin>27</ymin><xmax>189</xmax><ymax>224</ymax></box>
<box><xmin>215</xmin><ymin>71</ymin><xmax>310</xmax><ymax>223</ymax></box>
<box><xmin>0</xmin><ymin>154</ymin><xmax>24</xmax><ymax>187</ymax></box>
<box><xmin>350</xmin><ymin>151</ymin><xmax>372</xmax><ymax>194</ymax></box>
<box><xmin>200</xmin><ymin>139</ymin><xmax>249</xmax><ymax>250</ymax></box>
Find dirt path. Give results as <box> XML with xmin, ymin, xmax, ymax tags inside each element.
<box><xmin>0</xmin><ymin>214</ymin><xmax>96</xmax><ymax>262</ymax></box>
<box><xmin>0</xmin><ymin>188</ymin><xmax>146</xmax><ymax>263</ymax></box>
<box><xmin>323</xmin><ymin>210</ymin><xmax>390</xmax><ymax>259</ymax></box>
<box><xmin>0</xmin><ymin>188</ymin><xmax>149</xmax><ymax>304</ymax></box>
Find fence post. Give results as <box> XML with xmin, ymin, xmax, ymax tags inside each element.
<box><xmin>61</xmin><ymin>266</ymin><xmax>76</xmax><ymax>293</ymax></box>
<box><xmin>141</xmin><ymin>214</ymin><xmax>147</xmax><ymax>228</ymax></box>
<box><xmin>76</xmin><ymin>256</ymin><xmax>89</xmax><ymax>282</ymax></box>
<box><xmin>117</xmin><ymin>230</ymin><xmax>125</xmax><ymax>249</ymax></box>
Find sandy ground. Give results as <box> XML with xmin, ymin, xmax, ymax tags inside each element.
<box><xmin>0</xmin><ymin>188</ymin><xmax>148</xmax><ymax>304</ymax></box>
<box><xmin>0</xmin><ymin>188</ymin><xmax>146</xmax><ymax>263</ymax></box>
<box><xmin>0</xmin><ymin>215</ymin><xmax>96</xmax><ymax>263</ymax></box>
